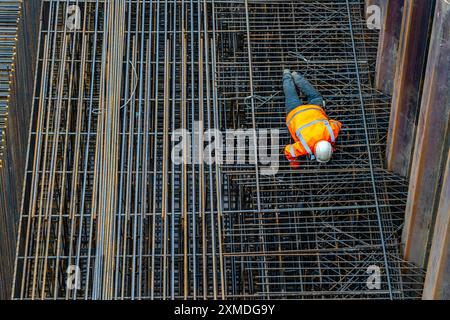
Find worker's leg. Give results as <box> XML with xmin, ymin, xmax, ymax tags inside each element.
<box><xmin>283</xmin><ymin>70</ymin><xmax>302</xmax><ymax>114</ymax></box>
<box><xmin>292</xmin><ymin>72</ymin><xmax>324</xmax><ymax>107</ymax></box>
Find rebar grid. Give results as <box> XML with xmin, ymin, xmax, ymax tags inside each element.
<box><xmin>12</xmin><ymin>0</ymin><xmax>424</xmax><ymax>300</ymax></box>
<box><xmin>214</xmin><ymin>0</ymin><xmax>424</xmax><ymax>299</ymax></box>
<box><xmin>0</xmin><ymin>0</ymin><xmax>21</xmax><ymax>168</ymax></box>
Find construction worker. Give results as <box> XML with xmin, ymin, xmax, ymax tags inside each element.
<box><xmin>283</xmin><ymin>70</ymin><xmax>342</xmax><ymax>163</ymax></box>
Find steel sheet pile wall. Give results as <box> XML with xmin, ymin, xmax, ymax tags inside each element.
<box><xmin>13</xmin><ymin>0</ymin><xmax>425</xmax><ymax>300</ymax></box>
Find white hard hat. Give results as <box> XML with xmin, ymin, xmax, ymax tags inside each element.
<box><xmin>314</xmin><ymin>140</ymin><xmax>333</xmax><ymax>163</ymax></box>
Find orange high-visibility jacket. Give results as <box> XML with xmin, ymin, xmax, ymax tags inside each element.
<box><xmin>285</xmin><ymin>105</ymin><xmax>342</xmax><ymax>161</ymax></box>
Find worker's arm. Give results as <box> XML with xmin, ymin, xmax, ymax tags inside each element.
<box><xmin>284</xmin><ymin>142</ymin><xmax>306</xmax><ymax>161</ymax></box>
<box><xmin>330</xmin><ymin>120</ymin><xmax>342</xmax><ymax>140</ymax></box>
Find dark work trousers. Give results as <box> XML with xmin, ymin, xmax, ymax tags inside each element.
<box><xmin>284</xmin><ymin>72</ymin><xmax>324</xmax><ymax>115</ymax></box>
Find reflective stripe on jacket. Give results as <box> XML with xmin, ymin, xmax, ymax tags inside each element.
<box><xmin>284</xmin><ymin>104</ymin><xmax>342</xmax><ymax>161</ymax></box>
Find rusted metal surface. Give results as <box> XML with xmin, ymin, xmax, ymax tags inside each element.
<box><xmin>402</xmin><ymin>0</ymin><xmax>450</xmax><ymax>269</ymax></box>
<box><xmin>0</xmin><ymin>0</ymin><xmax>41</xmax><ymax>299</ymax></box>
<box><xmin>375</xmin><ymin>0</ymin><xmax>405</xmax><ymax>94</ymax></box>
<box><xmin>386</xmin><ymin>0</ymin><xmax>435</xmax><ymax>177</ymax></box>
<box><xmin>423</xmin><ymin>152</ymin><xmax>450</xmax><ymax>300</ymax></box>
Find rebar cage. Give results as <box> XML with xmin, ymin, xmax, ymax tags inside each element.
<box><xmin>0</xmin><ymin>0</ymin><xmax>22</xmax><ymax>168</ymax></box>
<box><xmin>13</xmin><ymin>0</ymin><xmax>424</xmax><ymax>300</ymax></box>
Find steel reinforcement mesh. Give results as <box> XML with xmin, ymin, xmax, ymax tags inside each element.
<box><xmin>13</xmin><ymin>0</ymin><xmax>424</xmax><ymax>300</ymax></box>
<box><xmin>0</xmin><ymin>0</ymin><xmax>22</xmax><ymax>167</ymax></box>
